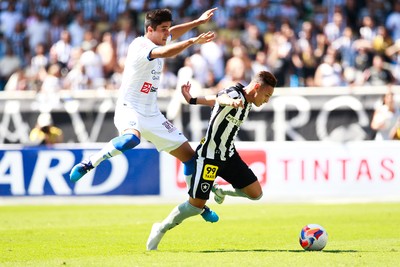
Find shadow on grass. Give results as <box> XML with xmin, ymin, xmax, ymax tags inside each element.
<box><xmin>195</xmin><ymin>249</ymin><xmax>359</xmax><ymax>253</ymax></box>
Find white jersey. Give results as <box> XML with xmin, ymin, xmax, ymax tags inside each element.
<box><xmin>118</xmin><ymin>36</ymin><xmax>164</xmax><ymax>116</ymax></box>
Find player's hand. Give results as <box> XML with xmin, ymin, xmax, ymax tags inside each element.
<box><xmin>192</xmin><ymin>31</ymin><xmax>215</xmax><ymax>44</ymax></box>
<box><xmin>181</xmin><ymin>81</ymin><xmax>192</xmax><ymax>103</ymax></box>
<box><xmin>231</xmin><ymin>99</ymin><xmax>244</xmax><ymax>108</ymax></box>
<box><xmin>218</xmin><ymin>94</ymin><xmax>244</xmax><ymax>108</ymax></box>
<box><xmin>197</xmin><ymin>7</ymin><xmax>217</xmax><ymax>24</ymax></box>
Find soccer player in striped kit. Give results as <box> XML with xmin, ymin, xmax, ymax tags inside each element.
<box><xmin>69</xmin><ymin>8</ymin><xmax>219</xmax><ymax>222</ymax></box>
<box><xmin>147</xmin><ymin>70</ymin><xmax>277</xmax><ymax>250</ymax></box>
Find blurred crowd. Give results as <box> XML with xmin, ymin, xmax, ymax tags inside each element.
<box><xmin>0</xmin><ymin>0</ymin><xmax>400</xmax><ymax>94</ymax></box>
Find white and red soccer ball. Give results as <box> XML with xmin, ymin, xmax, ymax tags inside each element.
<box><xmin>299</xmin><ymin>224</ymin><xmax>328</xmax><ymax>251</ymax></box>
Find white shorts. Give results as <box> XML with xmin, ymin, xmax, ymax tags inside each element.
<box><xmin>114</xmin><ymin>104</ymin><xmax>188</xmax><ymax>152</ymax></box>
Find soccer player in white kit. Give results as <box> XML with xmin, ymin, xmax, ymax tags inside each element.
<box><xmin>70</xmin><ymin>8</ymin><xmax>219</xmax><ymax>222</ymax></box>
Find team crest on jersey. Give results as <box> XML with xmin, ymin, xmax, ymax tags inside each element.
<box><xmin>201</xmin><ymin>183</ymin><xmax>210</xmax><ymax>193</ymax></box>
<box><xmin>140</xmin><ymin>82</ymin><xmax>152</xmax><ymax>93</ymax></box>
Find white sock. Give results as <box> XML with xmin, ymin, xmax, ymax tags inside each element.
<box><xmin>159</xmin><ymin>201</ymin><xmax>202</xmax><ymax>233</ymax></box>
<box><xmin>89</xmin><ymin>141</ymin><xmax>122</xmax><ymax>167</ymax></box>
<box><xmin>217</xmin><ymin>185</ymin><xmax>255</xmax><ymax>199</ymax></box>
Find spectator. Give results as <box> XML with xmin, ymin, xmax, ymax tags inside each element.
<box><xmin>41</xmin><ymin>63</ymin><xmax>63</xmax><ymax>93</ymax></box>
<box><xmin>385</xmin><ymin>41</ymin><xmax>400</xmax><ymax>84</ymax></box>
<box><xmin>67</xmin><ymin>12</ymin><xmax>86</xmax><ymax>48</ymax></box>
<box><xmin>266</xmin><ymin>23</ymin><xmax>295</xmax><ymax>87</ymax></box>
<box><xmin>115</xmin><ymin>17</ymin><xmax>137</xmax><ymax>71</ymax></box>
<box><xmin>372</xmin><ymin>25</ymin><xmax>394</xmax><ymax>57</ymax></box>
<box><xmin>4</xmin><ymin>68</ymin><xmax>28</xmax><ymax>91</ymax></box>
<box><xmin>35</xmin><ymin>0</ymin><xmax>53</xmax><ymax>20</ymax></box>
<box><xmin>28</xmin><ymin>43</ymin><xmax>49</xmax><ymax>90</ymax></box>
<box><xmin>363</xmin><ymin>54</ymin><xmax>395</xmax><ymax>86</ymax></box>
<box><xmin>241</xmin><ymin>23</ymin><xmax>265</xmax><ymax>60</ymax></box>
<box><xmin>324</xmin><ymin>11</ymin><xmax>345</xmax><ymax>44</ymax></box>
<box><xmin>0</xmin><ymin>32</ymin><xmax>7</xmax><ymax>58</ymax></box>
<box><xmin>29</xmin><ymin>112</ymin><xmax>63</xmax><ymax>145</ymax></box>
<box><xmin>26</xmin><ymin>13</ymin><xmax>50</xmax><ymax>56</ymax></box>
<box><xmin>279</xmin><ymin>0</ymin><xmax>300</xmax><ymax>26</ymax></box>
<box><xmin>216</xmin><ymin>54</ymin><xmax>246</xmax><ymax>91</ymax></box>
<box><xmin>0</xmin><ymin>2</ymin><xmax>23</xmax><ymax>39</ymax></box>
<box><xmin>200</xmin><ymin>38</ymin><xmax>225</xmax><ymax>85</ymax></box>
<box><xmin>63</xmin><ymin>62</ymin><xmax>89</xmax><ymax>91</ymax></box>
<box><xmin>0</xmin><ymin>46</ymin><xmax>22</xmax><ymax>90</ymax></box>
<box><xmin>79</xmin><ymin>39</ymin><xmax>105</xmax><ymax>89</ymax></box>
<box><xmin>359</xmin><ymin>15</ymin><xmax>377</xmax><ymax>42</ymax></box>
<box><xmin>49</xmin><ymin>30</ymin><xmax>72</xmax><ymax>69</ymax></box>
<box><xmin>8</xmin><ymin>21</ymin><xmax>28</xmax><ymax>66</ymax></box>
<box><xmin>370</xmin><ymin>90</ymin><xmax>400</xmax><ymax>140</ymax></box>
<box><xmin>48</xmin><ymin>14</ymin><xmax>65</xmax><ymax>45</ymax></box>
<box><xmin>160</xmin><ymin>63</ymin><xmax>178</xmax><ymax>91</ymax></box>
<box><xmin>188</xmin><ymin>48</ymin><xmax>209</xmax><ymax>87</ymax></box>
<box><xmin>251</xmin><ymin>51</ymin><xmax>270</xmax><ymax>77</ymax></box>
<box><xmin>314</xmin><ymin>53</ymin><xmax>344</xmax><ymax>87</ymax></box>
<box><xmin>97</xmin><ymin>31</ymin><xmax>117</xmax><ymax>79</ymax></box>
<box><xmin>332</xmin><ymin>26</ymin><xmax>357</xmax><ymax>68</ymax></box>
<box><xmin>385</xmin><ymin>2</ymin><xmax>400</xmax><ymax>42</ymax></box>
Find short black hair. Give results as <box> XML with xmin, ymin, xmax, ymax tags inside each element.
<box><xmin>254</xmin><ymin>71</ymin><xmax>278</xmax><ymax>88</ymax></box>
<box><xmin>144</xmin><ymin>9</ymin><xmax>172</xmax><ymax>32</ymax></box>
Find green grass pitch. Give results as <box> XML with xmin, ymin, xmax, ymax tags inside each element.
<box><xmin>1</xmin><ymin>202</ymin><xmax>399</xmax><ymax>266</ymax></box>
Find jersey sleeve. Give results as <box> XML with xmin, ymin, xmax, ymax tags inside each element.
<box><xmin>217</xmin><ymin>87</ymin><xmax>241</xmax><ymax>99</ymax></box>
<box><xmin>131</xmin><ymin>37</ymin><xmax>158</xmax><ymax>62</ymax></box>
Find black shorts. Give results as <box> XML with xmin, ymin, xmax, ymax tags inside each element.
<box><xmin>189</xmin><ymin>150</ymin><xmax>258</xmax><ymax>200</ymax></box>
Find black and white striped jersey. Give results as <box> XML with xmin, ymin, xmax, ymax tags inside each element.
<box><xmin>197</xmin><ymin>83</ymin><xmax>252</xmax><ymax>161</ymax></box>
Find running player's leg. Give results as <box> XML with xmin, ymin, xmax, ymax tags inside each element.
<box><xmin>147</xmin><ymin>157</ymin><xmax>218</xmax><ymax>250</ymax></box>
<box><xmin>169</xmin><ymin>141</ymin><xmax>196</xmax><ymax>189</ymax></box>
<box><xmin>213</xmin><ymin>180</ymin><xmax>263</xmax><ymax>202</ymax></box>
<box><xmin>212</xmin><ymin>151</ymin><xmax>263</xmax><ymax>203</ymax></box>
<box><xmin>144</xmin><ymin>117</ymin><xmax>219</xmax><ymax>222</ymax></box>
<box><xmin>70</xmin><ymin>105</ymin><xmax>141</xmax><ymax>182</ymax></box>
<box><xmin>146</xmin><ymin>198</ymin><xmax>204</xmax><ymax>250</ymax></box>
<box><xmin>70</xmin><ymin>129</ymin><xmax>141</xmax><ymax>182</ymax></box>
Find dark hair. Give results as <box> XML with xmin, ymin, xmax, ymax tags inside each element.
<box><xmin>254</xmin><ymin>71</ymin><xmax>278</xmax><ymax>88</ymax></box>
<box><xmin>144</xmin><ymin>9</ymin><xmax>173</xmax><ymax>32</ymax></box>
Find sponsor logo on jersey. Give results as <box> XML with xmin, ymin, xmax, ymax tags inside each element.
<box><xmin>175</xmin><ymin>149</ymin><xmax>267</xmax><ymax>188</ymax></box>
<box><xmin>203</xmin><ymin>164</ymin><xmax>218</xmax><ymax>181</ymax></box>
<box><xmin>226</xmin><ymin>114</ymin><xmax>243</xmax><ymax>127</ymax></box>
<box><xmin>140</xmin><ymin>82</ymin><xmax>152</xmax><ymax>93</ymax></box>
<box><xmin>162</xmin><ymin>120</ymin><xmax>176</xmax><ymax>133</ymax></box>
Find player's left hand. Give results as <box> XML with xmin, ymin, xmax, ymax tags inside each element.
<box><xmin>181</xmin><ymin>81</ymin><xmax>192</xmax><ymax>103</ymax></box>
<box><xmin>197</xmin><ymin>7</ymin><xmax>218</xmax><ymax>24</ymax></box>
<box><xmin>231</xmin><ymin>99</ymin><xmax>244</xmax><ymax>108</ymax></box>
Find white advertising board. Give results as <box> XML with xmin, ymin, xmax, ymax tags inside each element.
<box><xmin>160</xmin><ymin>141</ymin><xmax>400</xmax><ymax>203</ymax></box>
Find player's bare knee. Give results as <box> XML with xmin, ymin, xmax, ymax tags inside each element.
<box><xmin>248</xmin><ymin>191</ymin><xmax>263</xmax><ymax>201</ymax></box>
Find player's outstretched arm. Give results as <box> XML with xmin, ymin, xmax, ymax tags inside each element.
<box><xmin>151</xmin><ymin>31</ymin><xmax>215</xmax><ymax>59</ymax></box>
<box><xmin>181</xmin><ymin>81</ymin><xmax>215</xmax><ymax>107</ymax></box>
<box><xmin>217</xmin><ymin>94</ymin><xmax>244</xmax><ymax>108</ymax></box>
<box><xmin>169</xmin><ymin>7</ymin><xmax>217</xmax><ymax>41</ymax></box>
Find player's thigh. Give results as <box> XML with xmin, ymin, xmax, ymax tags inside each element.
<box><xmin>169</xmin><ymin>141</ymin><xmax>194</xmax><ymax>162</ymax></box>
<box><xmin>219</xmin><ymin>151</ymin><xmax>258</xmax><ymax>189</ymax></box>
<box><xmin>189</xmin><ymin>157</ymin><xmax>223</xmax><ymax>200</ymax></box>
<box><xmin>114</xmin><ymin>104</ymin><xmax>142</xmax><ymax>134</ymax></box>
<box><xmin>141</xmin><ymin>113</ymin><xmax>188</xmax><ymax>153</ymax></box>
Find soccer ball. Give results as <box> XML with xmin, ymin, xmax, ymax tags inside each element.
<box><xmin>299</xmin><ymin>224</ymin><xmax>328</xmax><ymax>251</ymax></box>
